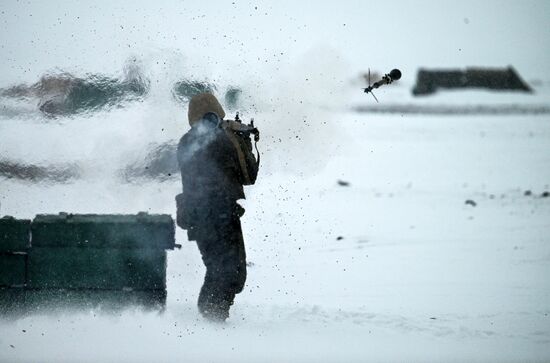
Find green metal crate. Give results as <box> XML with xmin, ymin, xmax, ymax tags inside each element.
<box><xmin>32</xmin><ymin>213</ymin><xmax>175</xmax><ymax>249</ymax></box>
<box><xmin>0</xmin><ymin>253</ymin><xmax>27</xmax><ymax>287</ymax></box>
<box><xmin>0</xmin><ymin>288</ymin><xmax>166</xmax><ymax>315</ymax></box>
<box><xmin>28</xmin><ymin>247</ymin><xmax>167</xmax><ymax>290</ymax></box>
<box><xmin>0</xmin><ymin>217</ymin><xmax>31</xmax><ymax>251</ymax></box>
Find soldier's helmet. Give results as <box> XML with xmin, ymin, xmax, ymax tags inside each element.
<box><xmin>188</xmin><ymin>93</ymin><xmax>226</xmax><ymax>127</ymax></box>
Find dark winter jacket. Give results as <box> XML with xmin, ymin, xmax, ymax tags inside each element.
<box><xmin>177</xmin><ymin>118</ymin><xmax>246</xmax><ymax>211</ymax></box>
<box><xmin>176</xmin><ymin>93</ymin><xmax>258</xmax><ymax>231</ymax></box>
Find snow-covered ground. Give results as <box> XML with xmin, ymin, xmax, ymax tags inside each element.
<box><xmin>1</xmin><ymin>106</ymin><xmax>549</xmax><ymax>362</ymax></box>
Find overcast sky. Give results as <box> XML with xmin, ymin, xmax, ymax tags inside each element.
<box><xmin>0</xmin><ymin>0</ymin><xmax>549</xmax><ymax>84</ymax></box>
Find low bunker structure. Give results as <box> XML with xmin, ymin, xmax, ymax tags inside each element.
<box><xmin>412</xmin><ymin>67</ymin><xmax>532</xmax><ymax>95</ymax></box>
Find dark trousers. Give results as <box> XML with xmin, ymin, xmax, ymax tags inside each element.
<box><xmin>194</xmin><ymin>215</ymin><xmax>247</xmax><ymax>321</ymax></box>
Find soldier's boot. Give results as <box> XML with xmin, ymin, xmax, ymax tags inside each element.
<box><xmin>198</xmin><ymin>283</ymin><xmax>235</xmax><ymax>322</ymax></box>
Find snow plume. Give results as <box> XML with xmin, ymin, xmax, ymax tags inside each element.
<box><xmin>0</xmin><ymin>47</ymin><xmax>350</xmax><ymax>184</ymax></box>
<box><xmin>122</xmin><ymin>56</ymin><xmax>147</xmax><ymax>85</ymax></box>
<box><xmin>237</xmin><ymin>46</ymin><xmax>352</xmax><ymax>176</ymax></box>
<box><xmin>176</xmin><ymin>121</ymin><xmax>217</xmax><ymax>163</ymax></box>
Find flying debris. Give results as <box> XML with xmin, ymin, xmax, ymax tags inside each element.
<box><xmin>363</xmin><ymin>68</ymin><xmax>402</xmax><ymax>102</ymax></box>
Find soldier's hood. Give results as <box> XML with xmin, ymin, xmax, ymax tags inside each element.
<box><xmin>187</xmin><ymin>93</ymin><xmax>225</xmax><ymax>127</ymax></box>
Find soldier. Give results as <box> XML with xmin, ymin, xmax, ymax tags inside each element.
<box><xmin>176</xmin><ymin>93</ymin><xmax>259</xmax><ymax>322</ymax></box>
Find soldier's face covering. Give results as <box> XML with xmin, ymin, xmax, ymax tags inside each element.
<box><xmin>201</xmin><ymin>112</ymin><xmax>221</xmax><ymax>128</ymax></box>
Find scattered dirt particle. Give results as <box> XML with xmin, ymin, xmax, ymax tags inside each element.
<box><xmin>465</xmin><ymin>199</ymin><xmax>477</xmax><ymax>207</ymax></box>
